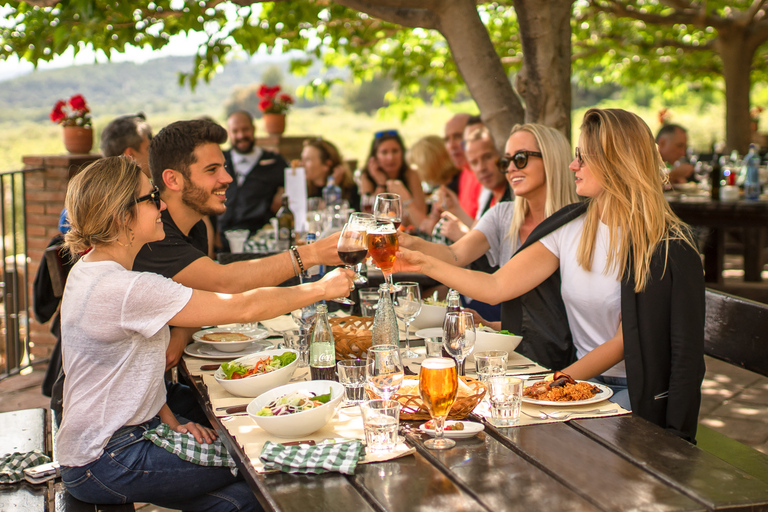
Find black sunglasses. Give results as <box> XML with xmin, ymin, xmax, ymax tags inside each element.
<box><xmin>498</xmin><ymin>150</ymin><xmax>543</xmax><ymax>173</ymax></box>
<box><xmin>135</xmin><ymin>186</ymin><xmax>161</xmax><ymax>210</ymax></box>
<box><xmin>575</xmin><ymin>147</ymin><xmax>592</xmax><ymax>168</ymax></box>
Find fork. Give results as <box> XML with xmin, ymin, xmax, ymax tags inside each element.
<box><xmin>538</xmin><ymin>408</ymin><xmax>616</xmax><ymax>420</ymax></box>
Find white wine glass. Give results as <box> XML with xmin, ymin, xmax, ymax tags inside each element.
<box><xmin>442</xmin><ymin>311</ymin><xmax>475</xmax><ymax>377</ymax></box>
<box><xmin>291</xmin><ymin>303</ymin><xmax>317</xmax><ymax>336</ymax></box>
<box><xmin>365</xmin><ymin>344</ymin><xmax>404</xmax><ymax>401</ymax></box>
<box><xmin>394</xmin><ymin>282</ymin><xmax>421</xmax><ymax>359</ymax></box>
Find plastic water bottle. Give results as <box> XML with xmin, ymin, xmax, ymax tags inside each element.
<box><xmin>304</xmin><ymin>232</ymin><xmax>321</xmax><ymax>279</ymax></box>
<box><xmin>743</xmin><ymin>144</ymin><xmax>761</xmax><ymax>201</ymax></box>
<box><xmin>372</xmin><ymin>283</ymin><xmax>399</xmax><ymax>346</ymax></box>
<box><xmin>309</xmin><ymin>304</ymin><xmax>337</xmax><ymax>381</ymax></box>
<box><xmin>322</xmin><ymin>176</ymin><xmax>342</xmax><ymax>207</ymax></box>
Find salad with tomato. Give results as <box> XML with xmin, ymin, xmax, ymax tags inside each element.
<box><xmin>220</xmin><ymin>352</ymin><xmax>297</xmax><ymax>380</ymax></box>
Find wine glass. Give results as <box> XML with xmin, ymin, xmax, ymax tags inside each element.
<box><xmin>348</xmin><ymin>212</ymin><xmax>376</xmax><ymax>284</ymax></box>
<box><xmin>373</xmin><ymin>193</ymin><xmax>402</xmax><ymax>230</ymax></box>
<box><xmin>367</xmin><ymin>220</ymin><xmax>399</xmax><ymax>292</ymax></box>
<box><xmin>291</xmin><ymin>303</ymin><xmax>317</xmax><ymax>335</ymax></box>
<box><xmin>365</xmin><ymin>344</ymin><xmax>404</xmax><ymax>401</ymax></box>
<box><xmin>442</xmin><ymin>311</ymin><xmax>476</xmax><ymax>377</ymax></box>
<box><xmin>419</xmin><ymin>357</ymin><xmax>459</xmax><ymax>450</ymax></box>
<box><xmin>332</xmin><ymin>222</ymin><xmax>369</xmax><ymax>304</ymax></box>
<box><xmin>394</xmin><ymin>282</ymin><xmax>421</xmax><ymax>359</ymax></box>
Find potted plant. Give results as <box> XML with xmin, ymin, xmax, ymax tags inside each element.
<box><xmin>50</xmin><ymin>94</ymin><xmax>93</xmax><ymax>154</ymax></box>
<box><xmin>258</xmin><ymin>85</ymin><xmax>294</xmax><ymax>135</ymax></box>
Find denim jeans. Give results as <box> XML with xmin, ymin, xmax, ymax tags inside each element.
<box><xmin>591</xmin><ymin>375</ymin><xmax>631</xmax><ymax>412</ymax></box>
<box><xmin>61</xmin><ymin>417</ymin><xmax>262</xmax><ymax>512</ymax></box>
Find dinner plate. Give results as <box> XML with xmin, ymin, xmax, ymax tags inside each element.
<box><xmin>522</xmin><ymin>381</ymin><xmax>613</xmax><ymax>407</ymax></box>
<box><xmin>418</xmin><ymin>420</ymin><xmax>484</xmax><ymax>439</ymax></box>
<box><xmin>184</xmin><ymin>340</ymin><xmax>274</xmax><ymax>360</ymax></box>
<box><xmin>415</xmin><ymin>327</ymin><xmax>443</xmax><ymax>340</ymax></box>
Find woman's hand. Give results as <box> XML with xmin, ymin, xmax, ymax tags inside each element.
<box><xmin>394</xmin><ymin>247</ymin><xmax>429</xmax><ymax>274</ymax></box>
<box><xmin>438</xmin><ymin>186</ymin><xmax>460</xmax><ymax>213</ymax></box>
<box><xmin>396</xmin><ymin>231</ymin><xmax>416</xmax><ymax>248</ymax></box>
<box><xmin>318</xmin><ymin>267</ymin><xmax>356</xmax><ymax>300</ymax></box>
<box><xmin>173</xmin><ymin>422</ymin><xmax>218</xmax><ymax>444</ymax></box>
<box><xmin>367</xmin><ymin>157</ymin><xmax>388</xmax><ymax>187</ymax></box>
<box><xmin>386</xmin><ymin>179</ymin><xmax>411</xmax><ymax>200</ymax></box>
<box><xmin>439</xmin><ymin>212</ymin><xmax>470</xmax><ymax>242</ymax></box>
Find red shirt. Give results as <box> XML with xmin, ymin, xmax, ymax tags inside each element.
<box><xmin>457</xmin><ymin>165</ymin><xmax>482</xmax><ymax>219</ymax></box>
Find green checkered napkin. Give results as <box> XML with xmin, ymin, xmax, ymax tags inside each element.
<box><xmin>0</xmin><ymin>450</ymin><xmax>51</xmax><ymax>484</ymax></box>
<box><xmin>259</xmin><ymin>440</ymin><xmax>365</xmax><ymax>475</ymax></box>
<box><xmin>143</xmin><ymin>423</ymin><xmax>237</xmax><ymax>469</ymax></box>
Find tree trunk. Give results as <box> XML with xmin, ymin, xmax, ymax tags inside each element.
<box><xmin>436</xmin><ymin>0</ymin><xmax>525</xmax><ymax>149</ymax></box>
<box><xmin>717</xmin><ymin>27</ymin><xmax>755</xmax><ymax>154</ymax></box>
<box><xmin>514</xmin><ymin>0</ymin><xmax>574</xmax><ymax>141</ymax></box>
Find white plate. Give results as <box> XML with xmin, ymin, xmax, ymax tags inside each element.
<box><xmin>415</xmin><ymin>327</ymin><xmax>443</xmax><ymax>340</ymax></box>
<box><xmin>184</xmin><ymin>340</ymin><xmax>274</xmax><ymax>360</ymax></box>
<box><xmin>522</xmin><ymin>381</ymin><xmax>613</xmax><ymax>407</ymax></box>
<box><xmin>418</xmin><ymin>420</ymin><xmax>484</xmax><ymax>439</ymax></box>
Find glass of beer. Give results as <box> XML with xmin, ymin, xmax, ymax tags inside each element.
<box><xmin>367</xmin><ymin>220</ymin><xmax>398</xmax><ymax>292</ymax></box>
<box><xmin>373</xmin><ymin>193</ymin><xmax>402</xmax><ymax>230</ymax></box>
<box><xmin>419</xmin><ymin>357</ymin><xmax>459</xmax><ymax>450</ymax></box>
<box><xmin>333</xmin><ymin>221</ymin><xmax>370</xmax><ymax>304</ymax></box>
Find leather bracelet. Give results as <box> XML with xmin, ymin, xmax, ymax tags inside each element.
<box><xmin>290</xmin><ymin>245</ymin><xmax>305</xmax><ymax>274</ymax></box>
<box><xmin>288</xmin><ymin>249</ymin><xmax>300</xmax><ymax>277</ymax></box>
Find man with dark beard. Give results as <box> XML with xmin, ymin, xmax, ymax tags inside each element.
<box><xmin>133</xmin><ymin>119</ymin><xmax>342</xmax><ymax>368</ymax></box>
<box><xmin>217</xmin><ymin>110</ymin><xmax>287</xmax><ymax>250</ymax></box>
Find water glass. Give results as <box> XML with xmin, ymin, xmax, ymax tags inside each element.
<box><xmin>360</xmin><ymin>399</ymin><xmax>400</xmax><ymax>453</ymax></box>
<box><xmin>365</xmin><ymin>344</ymin><xmax>404</xmax><ymax>400</ymax></box>
<box><xmin>224</xmin><ymin>229</ymin><xmax>249</xmax><ymax>253</ymax></box>
<box><xmin>425</xmin><ymin>339</ymin><xmax>443</xmax><ymax>358</ymax></box>
<box><xmin>337</xmin><ymin>359</ymin><xmax>368</xmax><ymax>405</ymax></box>
<box><xmin>358</xmin><ymin>287</ymin><xmax>380</xmax><ymax>317</ymax></box>
<box><xmin>282</xmin><ymin>329</ymin><xmax>309</xmax><ymax>368</ymax></box>
<box><xmin>487</xmin><ymin>376</ymin><xmax>522</xmax><ymax>427</ymax></box>
<box><xmin>474</xmin><ymin>350</ymin><xmax>508</xmax><ymax>383</ymax></box>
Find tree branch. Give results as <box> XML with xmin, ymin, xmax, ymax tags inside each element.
<box><xmin>746</xmin><ymin>0</ymin><xmax>768</xmax><ymax>23</ymax></box>
<box><xmin>659</xmin><ymin>0</ymin><xmax>695</xmax><ymax>12</ymax></box>
<box><xmin>334</xmin><ymin>0</ymin><xmax>439</xmax><ymax>29</ymax></box>
<box><xmin>592</xmin><ymin>0</ymin><xmax>727</xmax><ymax>29</ymax></box>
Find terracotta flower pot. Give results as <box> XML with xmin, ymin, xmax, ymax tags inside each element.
<box><xmin>263</xmin><ymin>113</ymin><xmax>286</xmax><ymax>135</ymax></box>
<box><xmin>62</xmin><ymin>126</ymin><xmax>93</xmax><ymax>154</ymax></box>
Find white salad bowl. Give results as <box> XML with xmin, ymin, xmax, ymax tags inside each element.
<box><xmin>467</xmin><ymin>330</ymin><xmax>523</xmax><ymax>364</ymax></box>
<box><xmin>213</xmin><ymin>349</ymin><xmax>299</xmax><ymax>398</ymax></box>
<box><xmin>247</xmin><ymin>380</ymin><xmax>345</xmax><ymax>438</ymax></box>
<box><xmin>410</xmin><ymin>302</ymin><xmax>447</xmax><ymax>330</ymax></box>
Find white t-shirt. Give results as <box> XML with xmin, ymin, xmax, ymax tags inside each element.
<box><xmin>57</xmin><ymin>259</ymin><xmax>193</xmax><ymax>467</ymax></box>
<box><xmin>474</xmin><ymin>201</ymin><xmax>518</xmax><ymax>267</ymax></box>
<box><xmin>539</xmin><ymin>214</ymin><xmax>625</xmax><ymax>378</ymax></box>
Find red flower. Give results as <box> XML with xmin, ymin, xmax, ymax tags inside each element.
<box><xmin>50</xmin><ymin>100</ymin><xmax>66</xmax><ymax>123</ymax></box>
<box><xmin>259</xmin><ymin>99</ymin><xmax>274</xmax><ymax>112</ymax></box>
<box><xmin>68</xmin><ymin>94</ymin><xmax>87</xmax><ymax>111</ymax></box>
<box><xmin>279</xmin><ymin>94</ymin><xmax>294</xmax><ymax>105</ymax></box>
<box><xmin>257</xmin><ymin>84</ymin><xmax>270</xmax><ymax>99</ymax></box>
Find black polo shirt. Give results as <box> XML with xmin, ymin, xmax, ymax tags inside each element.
<box><xmin>133</xmin><ymin>210</ymin><xmax>208</xmax><ymax>279</ymax></box>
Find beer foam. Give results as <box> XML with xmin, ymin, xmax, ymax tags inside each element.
<box><xmin>421</xmin><ymin>357</ymin><xmax>456</xmax><ymax>370</ymax></box>
<box><xmin>371</xmin><ymin>224</ymin><xmax>396</xmax><ymax>234</ymax></box>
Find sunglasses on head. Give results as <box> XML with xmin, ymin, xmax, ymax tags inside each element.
<box><xmin>498</xmin><ymin>150</ymin><xmax>543</xmax><ymax>173</ymax></box>
<box><xmin>135</xmin><ymin>186</ymin><xmax>161</xmax><ymax>210</ymax></box>
<box><xmin>374</xmin><ymin>129</ymin><xmax>399</xmax><ymax>139</ymax></box>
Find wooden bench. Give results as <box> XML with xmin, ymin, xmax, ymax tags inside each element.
<box><xmin>699</xmin><ymin>288</ymin><xmax>768</xmax><ymax>482</ymax></box>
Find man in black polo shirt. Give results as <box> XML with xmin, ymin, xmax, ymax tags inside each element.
<box><xmin>217</xmin><ymin>110</ymin><xmax>286</xmax><ymax>250</ymax></box>
<box><xmin>133</xmin><ymin>119</ymin><xmax>342</xmax><ymax>368</ymax></box>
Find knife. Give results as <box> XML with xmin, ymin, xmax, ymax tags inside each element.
<box><xmin>200</xmin><ymin>364</ymin><xmax>220</xmax><ymax>371</ymax></box>
<box><xmin>217</xmin><ymin>405</ymin><xmax>248</xmax><ymax>414</ymax></box>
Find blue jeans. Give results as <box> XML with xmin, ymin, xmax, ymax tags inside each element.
<box><xmin>591</xmin><ymin>375</ymin><xmax>631</xmax><ymax>412</ymax></box>
<box><xmin>61</xmin><ymin>417</ymin><xmax>262</xmax><ymax>512</ymax></box>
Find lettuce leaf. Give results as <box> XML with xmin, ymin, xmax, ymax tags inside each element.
<box><xmin>274</xmin><ymin>351</ymin><xmax>297</xmax><ymax>367</ymax></box>
<box><xmin>220</xmin><ymin>361</ymin><xmax>249</xmax><ymax>379</ymax></box>
<box><xmin>314</xmin><ymin>389</ymin><xmax>332</xmax><ymax>404</ymax></box>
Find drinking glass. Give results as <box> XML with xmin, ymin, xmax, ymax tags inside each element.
<box><xmin>419</xmin><ymin>357</ymin><xmax>459</xmax><ymax>450</ymax></box>
<box><xmin>348</xmin><ymin>212</ymin><xmax>376</xmax><ymax>284</ymax></box>
<box><xmin>358</xmin><ymin>287</ymin><xmax>379</xmax><ymax>317</ymax></box>
<box><xmin>337</xmin><ymin>359</ymin><xmax>368</xmax><ymax>405</ymax></box>
<box><xmin>360</xmin><ymin>399</ymin><xmax>400</xmax><ymax>453</ymax></box>
<box><xmin>333</xmin><ymin>222</ymin><xmax>369</xmax><ymax>305</ymax></box>
<box><xmin>291</xmin><ymin>303</ymin><xmax>317</xmax><ymax>335</ymax></box>
<box><xmin>282</xmin><ymin>329</ymin><xmax>309</xmax><ymax>368</ymax></box>
<box><xmin>488</xmin><ymin>376</ymin><xmax>522</xmax><ymax>427</ymax></box>
<box><xmin>365</xmin><ymin>344</ymin><xmax>404</xmax><ymax>401</ymax></box>
<box><xmin>394</xmin><ymin>282</ymin><xmax>421</xmax><ymax>359</ymax></box>
<box><xmin>373</xmin><ymin>193</ymin><xmax>402</xmax><ymax>230</ymax></box>
<box><xmin>443</xmin><ymin>311</ymin><xmax>476</xmax><ymax>377</ymax></box>
<box><xmin>367</xmin><ymin>220</ymin><xmax>398</xmax><ymax>292</ymax></box>
<box><xmin>474</xmin><ymin>350</ymin><xmax>508</xmax><ymax>383</ymax></box>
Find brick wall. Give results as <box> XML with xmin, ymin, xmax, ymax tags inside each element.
<box><xmin>23</xmin><ymin>154</ymin><xmax>100</xmax><ymax>361</ymax></box>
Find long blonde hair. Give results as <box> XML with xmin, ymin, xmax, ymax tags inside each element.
<box><xmin>577</xmin><ymin>108</ymin><xmax>695</xmax><ymax>292</ymax></box>
<box><xmin>64</xmin><ymin>156</ymin><xmax>143</xmax><ymax>255</ymax></box>
<box><xmin>506</xmin><ymin>124</ymin><xmax>579</xmax><ymax>250</ymax></box>
<box><xmin>406</xmin><ymin>135</ymin><xmax>458</xmax><ymax>187</ymax></box>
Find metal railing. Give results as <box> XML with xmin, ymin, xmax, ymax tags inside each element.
<box><xmin>1</xmin><ymin>167</ymin><xmax>44</xmax><ymax>380</ymax></box>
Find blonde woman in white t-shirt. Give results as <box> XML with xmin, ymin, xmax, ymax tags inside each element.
<box><xmin>58</xmin><ymin>156</ymin><xmax>354</xmax><ymax>510</ymax></box>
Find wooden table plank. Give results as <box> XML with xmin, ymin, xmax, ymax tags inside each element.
<box><xmin>572</xmin><ymin>415</ymin><xmax>768</xmax><ymax>511</ymax></box>
<box><xmin>254</xmin><ymin>472</ymin><xmax>377</xmax><ymax>512</ymax></box>
<box><xmin>488</xmin><ymin>420</ymin><xmax>705</xmax><ymax>511</ymax></box>
<box><xmin>0</xmin><ymin>409</ymin><xmax>49</xmax><ymax>511</ymax></box>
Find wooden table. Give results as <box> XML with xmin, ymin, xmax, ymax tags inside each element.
<box><xmin>667</xmin><ymin>197</ymin><xmax>768</xmax><ymax>283</ymax></box>
<box><xmin>180</xmin><ymin>361</ymin><xmax>768</xmax><ymax>512</ymax></box>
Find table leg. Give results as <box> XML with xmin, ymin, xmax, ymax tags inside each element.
<box><xmin>703</xmin><ymin>227</ymin><xmax>725</xmax><ymax>284</ymax></box>
<box><xmin>743</xmin><ymin>227</ymin><xmax>766</xmax><ymax>282</ymax></box>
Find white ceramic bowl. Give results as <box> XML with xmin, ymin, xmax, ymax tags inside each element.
<box><xmin>468</xmin><ymin>331</ymin><xmax>523</xmax><ymax>363</ymax></box>
<box><xmin>410</xmin><ymin>303</ymin><xmax>447</xmax><ymax>330</ymax></box>
<box><xmin>214</xmin><ymin>349</ymin><xmax>299</xmax><ymax>397</ymax></box>
<box><xmin>247</xmin><ymin>380</ymin><xmax>345</xmax><ymax>438</ymax></box>
<box><xmin>193</xmin><ymin>326</ymin><xmax>269</xmax><ymax>353</ymax></box>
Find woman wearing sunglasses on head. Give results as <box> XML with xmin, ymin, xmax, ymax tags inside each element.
<box><xmin>397</xmin><ymin>109</ymin><xmax>705</xmax><ymax>443</ymax></box>
<box><xmin>398</xmin><ymin>123</ymin><xmax>580</xmax><ymax>371</ymax></box>
<box><xmin>57</xmin><ymin>156</ymin><xmax>353</xmax><ymax>510</ymax></box>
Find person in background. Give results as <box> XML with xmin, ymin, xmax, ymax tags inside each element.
<box><xmin>100</xmin><ymin>113</ymin><xmax>153</xmax><ymax>176</ymax></box>
<box><xmin>444</xmin><ymin>113</ymin><xmax>483</xmax><ymax>219</ymax></box>
<box><xmin>301</xmin><ymin>138</ymin><xmax>360</xmax><ymax>210</ymax></box>
<box><xmin>58</xmin><ymin>156</ymin><xmax>352</xmax><ymax>510</ymax></box>
<box><xmin>359</xmin><ymin>129</ymin><xmax>426</xmax><ymax>226</ymax></box>
<box><xmin>656</xmin><ymin>124</ymin><xmax>695</xmax><ymax>184</ymax></box>
<box><xmin>218</xmin><ymin>110</ymin><xmax>286</xmax><ymax>250</ymax></box>
<box><xmin>399</xmin><ymin>123</ymin><xmax>579</xmax><ymax>368</ymax></box>
<box><xmin>398</xmin><ymin>109</ymin><xmax>705</xmax><ymax>442</ymax></box>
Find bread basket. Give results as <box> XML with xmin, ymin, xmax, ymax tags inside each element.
<box><xmin>368</xmin><ymin>376</ymin><xmax>487</xmax><ymax>420</ymax></box>
<box><xmin>329</xmin><ymin>316</ymin><xmax>373</xmax><ymax>361</ymax></box>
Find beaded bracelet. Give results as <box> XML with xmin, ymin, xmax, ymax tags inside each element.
<box><xmin>288</xmin><ymin>249</ymin><xmax>300</xmax><ymax>277</ymax></box>
<box><xmin>290</xmin><ymin>246</ymin><xmax>305</xmax><ymax>275</ymax></box>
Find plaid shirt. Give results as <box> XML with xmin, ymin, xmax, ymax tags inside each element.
<box><xmin>260</xmin><ymin>440</ymin><xmax>365</xmax><ymax>475</ymax></box>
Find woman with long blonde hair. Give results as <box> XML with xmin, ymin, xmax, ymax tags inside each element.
<box><xmin>399</xmin><ymin>123</ymin><xmax>579</xmax><ymax>370</ymax></box>
<box><xmin>398</xmin><ymin>109</ymin><xmax>705</xmax><ymax>442</ymax></box>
